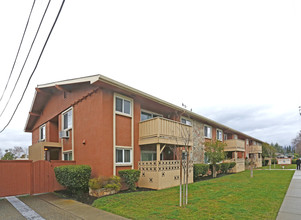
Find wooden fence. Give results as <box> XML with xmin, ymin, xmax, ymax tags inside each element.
<box><xmin>0</xmin><ymin>160</ymin><xmax>76</xmax><ymax>197</ymax></box>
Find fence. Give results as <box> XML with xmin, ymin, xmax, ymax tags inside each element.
<box><xmin>0</xmin><ymin>160</ymin><xmax>76</xmax><ymax>197</ymax></box>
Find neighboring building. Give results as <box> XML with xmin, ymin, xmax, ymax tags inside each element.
<box><xmin>25</xmin><ymin>75</ymin><xmax>262</xmax><ymax>189</ymax></box>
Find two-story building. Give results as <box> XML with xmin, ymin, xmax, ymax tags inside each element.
<box><xmin>25</xmin><ymin>75</ymin><xmax>262</xmax><ymax>189</ymax></box>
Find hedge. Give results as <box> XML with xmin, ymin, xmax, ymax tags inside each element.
<box><xmin>229</xmin><ymin>162</ymin><xmax>236</xmax><ymax>169</ymax></box>
<box><xmin>119</xmin><ymin>169</ymin><xmax>140</xmax><ymax>191</ymax></box>
<box><xmin>193</xmin><ymin>164</ymin><xmax>209</xmax><ymax>181</ymax></box>
<box><xmin>54</xmin><ymin>165</ymin><xmax>91</xmax><ymax>193</ymax></box>
<box><xmin>220</xmin><ymin>163</ymin><xmax>230</xmax><ymax>174</ymax></box>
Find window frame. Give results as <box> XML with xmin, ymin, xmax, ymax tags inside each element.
<box><xmin>181</xmin><ymin>117</ymin><xmax>192</xmax><ymax>126</ymax></box>
<box><xmin>204</xmin><ymin>125</ymin><xmax>212</xmax><ymax>139</ymax></box>
<box><xmin>115</xmin><ymin>147</ymin><xmax>132</xmax><ymax>165</ymax></box>
<box><xmin>39</xmin><ymin>124</ymin><xmax>46</xmax><ymax>142</ymax></box>
<box><xmin>115</xmin><ymin>95</ymin><xmax>132</xmax><ymax>116</ymax></box>
<box><xmin>62</xmin><ymin>108</ymin><xmax>73</xmax><ymax>131</ymax></box>
<box><xmin>216</xmin><ymin>129</ymin><xmax>223</xmax><ymax>141</ymax></box>
<box><xmin>63</xmin><ymin>151</ymin><xmax>72</xmax><ymax>161</ymax></box>
<box><xmin>140</xmin><ymin>109</ymin><xmax>162</xmax><ymax>121</ymax></box>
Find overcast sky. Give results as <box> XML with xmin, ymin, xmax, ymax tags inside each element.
<box><xmin>0</xmin><ymin>0</ymin><xmax>301</xmax><ymax>151</ymax></box>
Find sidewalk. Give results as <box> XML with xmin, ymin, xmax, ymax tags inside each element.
<box><xmin>0</xmin><ymin>193</ymin><xmax>129</xmax><ymax>220</ymax></box>
<box><xmin>277</xmin><ymin>170</ymin><xmax>301</xmax><ymax>220</ymax></box>
<box><xmin>37</xmin><ymin>193</ymin><xmax>129</xmax><ymax>220</ymax></box>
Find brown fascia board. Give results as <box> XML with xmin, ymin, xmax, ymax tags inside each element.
<box><xmin>24</xmin><ymin>74</ymin><xmax>263</xmax><ymax>143</ymax></box>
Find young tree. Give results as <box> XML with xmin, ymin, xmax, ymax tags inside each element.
<box><xmin>204</xmin><ymin>140</ymin><xmax>226</xmax><ymax>178</ymax></box>
<box><xmin>1</xmin><ymin>150</ymin><xmax>15</xmax><ymax>160</ymax></box>
<box><xmin>262</xmin><ymin>143</ymin><xmax>276</xmax><ymax>168</ymax></box>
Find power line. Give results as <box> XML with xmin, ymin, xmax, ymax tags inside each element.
<box><xmin>0</xmin><ymin>0</ymin><xmax>51</xmax><ymax>118</ymax></box>
<box><xmin>0</xmin><ymin>0</ymin><xmax>36</xmax><ymax>103</ymax></box>
<box><xmin>0</xmin><ymin>0</ymin><xmax>66</xmax><ymax>133</ymax></box>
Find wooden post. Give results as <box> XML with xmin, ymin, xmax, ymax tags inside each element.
<box><xmin>156</xmin><ymin>144</ymin><xmax>160</xmax><ymax>161</ymax></box>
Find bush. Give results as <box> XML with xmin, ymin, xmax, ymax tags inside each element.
<box><xmin>119</xmin><ymin>169</ymin><xmax>140</xmax><ymax>191</ymax></box>
<box><xmin>220</xmin><ymin>163</ymin><xmax>230</xmax><ymax>174</ymax></box>
<box><xmin>54</xmin><ymin>165</ymin><xmax>91</xmax><ymax>193</ymax></box>
<box><xmin>229</xmin><ymin>162</ymin><xmax>236</xmax><ymax>169</ymax></box>
<box><xmin>193</xmin><ymin>164</ymin><xmax>209</xmax><ymax>180</ymax></box>
<box><xmin>272</xmin><ymin>158</ymin><xmax>278</xmax><ymax>164</ymax></box>
<box><xmin>209</xmin><ymin>164</ymin><xmax>221</xmax><ymax>176</ymax></box>
<box><xmin>89</xmin><ymin>176</ymin><xmax>121</xmax><ymax>191</ymax></box>
<box><xmin>263</xmin><ymin>160</ymin><xmax>269</xmax><ymax>166</ymax></box>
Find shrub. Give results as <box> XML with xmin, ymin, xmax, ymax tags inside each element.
<box><xmin>89</xmin><ymin>178</ymin><xmax>102</xmax><ymax>190</ymax></box>
<box><xmin>209</xmin><ymin>164</ymin><xmax>221</xmax><ymax>176</ymax></box>
<box><xmin>193</xmin><ymin>164</ymin><xmax>209</xmax><ymax>181</ymax></box>
<box><xmin>119</xmin><ymin>169</ymin><xmax>140</xmax><ymax>191</ymax></box>
<box><xmin>263</xmin><ymin>160</ymin><xmax>269</xmax><ymax>166</ymax></box>
<box><xmin>229</xmin><ymin>162</ymin><xmax>236</xmax><ymax>169</ymax></box>
<box><xmin>104</xmin><ymin>176</ymin><xmax>121</xmax><ymax>191</ymax></box>
<box><xmin>89</xmin><ymin>176</ymin><xmax>121</xmax><ymax>191</ymax></box>
<box><xmin>54</xmin><ymin>165</ymin><xmax>91</xmax><ymax>193</ymax></box>
<box><xmin>272</xmin><ymin>158</ymin><xmax>278</xmax><ymax>164</ymax></box>
<box><xmin>220</xmin><ymin>163</ymin><xmax>230</xmax><ymax>174</ymax></box>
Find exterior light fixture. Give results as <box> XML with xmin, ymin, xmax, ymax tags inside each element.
<box><xmin>44</xmin><ymin>148</ymin><xmax>48</xmax><ymax>151</ymax></box>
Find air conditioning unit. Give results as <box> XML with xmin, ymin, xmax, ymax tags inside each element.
<box><xmin>59</xmin><ymin>130</ymin><xmax>69</xmax><ymax>139</ymax></box>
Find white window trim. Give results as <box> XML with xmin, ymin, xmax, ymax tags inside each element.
<box><xmin>62</xmin><ymin>107</ymin><xmax>73</xmax><ymax>131</ymax></box>
<box><xmin>63</xmin><ymin>150</ymin><xmax>72</xmax><ymax>161</ymax></box>
<box><xmin>204</xmin><ymin>124</ymin><xmax>212</xmax><ymax>139</ymax></box>
<box><xmin>181</xmin><ymin>117</ymin><xmax>192</xmax><ymax>126</ymax></box>
<box><xmin>115</xmin><ymin>94</ymin><xmax>133</xmax><ymax>117</ymax></box>
<box><xmin>39</xmin><ymin>124</ymin><xmax>46</xmax><ymax>142</ymax></box>
<box><xmin>115</xmin><ymin>147</ymin><xmax>133</xmax><ymax>166</ymax></box>
<box><xmin>216</xmin><ymin>129</ymin><xmax>223</xmax><ymax>141</ymax></box>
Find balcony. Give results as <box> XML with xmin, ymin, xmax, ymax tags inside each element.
<box><xmin>138</xmin><ymin>160</ymin><xmax>193</xmax><ymax>189</ymax></box>
<box><xmin>139</xmin><ymin>117</ymin><xmax>193</xmax><ymax>146</ymax></box>
<box><xmin>249</xmin><ymin>145</ymin><xmax>262</xmax><ymax>154</ymax></box>
<box><xmin>29</xmin><ymin>142</ymin><xmax>61</xmax><ymax>161</ymax></box>
<box><xmin>224</xmin><ymin>158</ymin><xmax>245</xmax><ymax>173</ymax></box>
<box><xmin>224</xmin><ymin>139</ymin><xmax>245</xmax><ymax>152</ymax></box>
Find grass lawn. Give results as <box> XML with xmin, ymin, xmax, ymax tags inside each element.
<box><xmin>260</xmin><ymin>164</ymin><xmax>296</xmax><ymax>170</ymax></box>
<box><xmin>92</xmin><ymin>170</ymin><xmax>294</xmax><ymax>220</ymax></box>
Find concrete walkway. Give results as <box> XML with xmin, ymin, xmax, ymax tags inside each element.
<box><xmin>277</xmin><ymin>170</ymin><xmax>301</xmax><ymax>220</ymax></box>
<box><xmin>0</xmin><ymin>193</ymin><xmax>128</xmax><ymax>220</ymax></box>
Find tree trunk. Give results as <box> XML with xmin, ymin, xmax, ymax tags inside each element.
<box><xmin>183</xmin><ymin>160</ymin><xmax>186</xmax><ymax>207</ymax></box>
<box><xmin>250</xmin><ymin>165</ymin><xmax>253</xmax><ymax>178</ymax></box>
<box><xmin>213</xmin><ymin>164</ymin><xmax>216</xmax><ymax>178</ymax></box>
<box><xmin>179</xmin><ymin>152</ymin><xmax>182</xmax><ymax>207</ymax></box>
<box><xmin>186</xmin><ymin>150</ymin><xmax>189</xmax><ymax>205</ymax></box>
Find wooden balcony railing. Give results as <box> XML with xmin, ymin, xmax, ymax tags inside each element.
<box><xmin>224</xmin><ymin>139</ymin><xmax>245</xmax><ymax>152</ymax></box>
<box><xmin>249</xmin><ymin>145</ymin><xmax>262</xmax><ymax>153</ymax></box>
<box><xmin>139</xmin><ymin>117</ymin><xmax>193</xmax><ymax>146</ymax></box>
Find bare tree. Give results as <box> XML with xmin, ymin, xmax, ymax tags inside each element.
<box><xmin>174</xmin><ymin>108</ymin><xmax>192</xmax><ymax>207</ymax></box>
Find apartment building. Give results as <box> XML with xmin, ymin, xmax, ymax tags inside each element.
<box><xmin>25</xmin><ymin>75</ymin><xmax>262</xmax><ymax>189</ymax></box>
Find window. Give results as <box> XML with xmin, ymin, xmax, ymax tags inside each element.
<box><xmin>216</xmin><ymin>129</ymin><xmax>223</xmax><ymax>141</ymax></box>
<box><xmin>64</xmin><ymin>152</ymin><xmax>72</xmax><ymax>161</ymax></box>
<box><xmin>63</xmin><ymin>109</ymin><xmax>72</xmax><ymax>130</ymax></box>
<box><xmin>181</xmin><ymin>118</ymin><xmax>192</xmax><ymax>126</ymax></box>
<box><xmin>141</xmin><ymin>110</ymin><xmax>161</xmax><ymax>121</ymax></box>
<box><xmin>115</xmin><ymin>97</ymin><xmax>131</xmax><ymax>115</ymax></box>
<box><xmin>233</xmin><ymin>134</ymin><xmax>238</xmax><ymax>140</ymax></box>
<box><xmin>224</xmin><ymin>134</ymin><xmax>228</xmax><ymax>140</ymax></box>
<box><xmin>246</xmin><ymin>139</ymin><xmax>249</xmax><ymax>145</ymax></box>
<box><xmin>39</xmin><ymin>124</ymin><xmax>46</xmax><ymax>141</ymax></box>
<box><xmin>116</xmin><ymin>148</ymin><xmax>132</xmax><ymax>164</ymax></box>
<box><xmin>204</xmin><ymin>125</ymin><xmax>212</xmax><ymax>138</ymax></box>
<box><xmin>253</xmin><ymin>141</ymin><xmax>257</xmax><ymax>145</ymax></box>
<box><xmin>141</xmin><ymin>151</ymin><xmax>163</xmax><ymax>161</ymax></box>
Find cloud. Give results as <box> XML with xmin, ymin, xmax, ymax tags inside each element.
<box><xmin>195</xmin><ymin>104</ymin><xmax>299</xmax><ymax>146</ymax></box>
<box><xmin>0</xmin><ymin>128</ymin><xmax>31</xmax><ymax>150</ymax></box>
